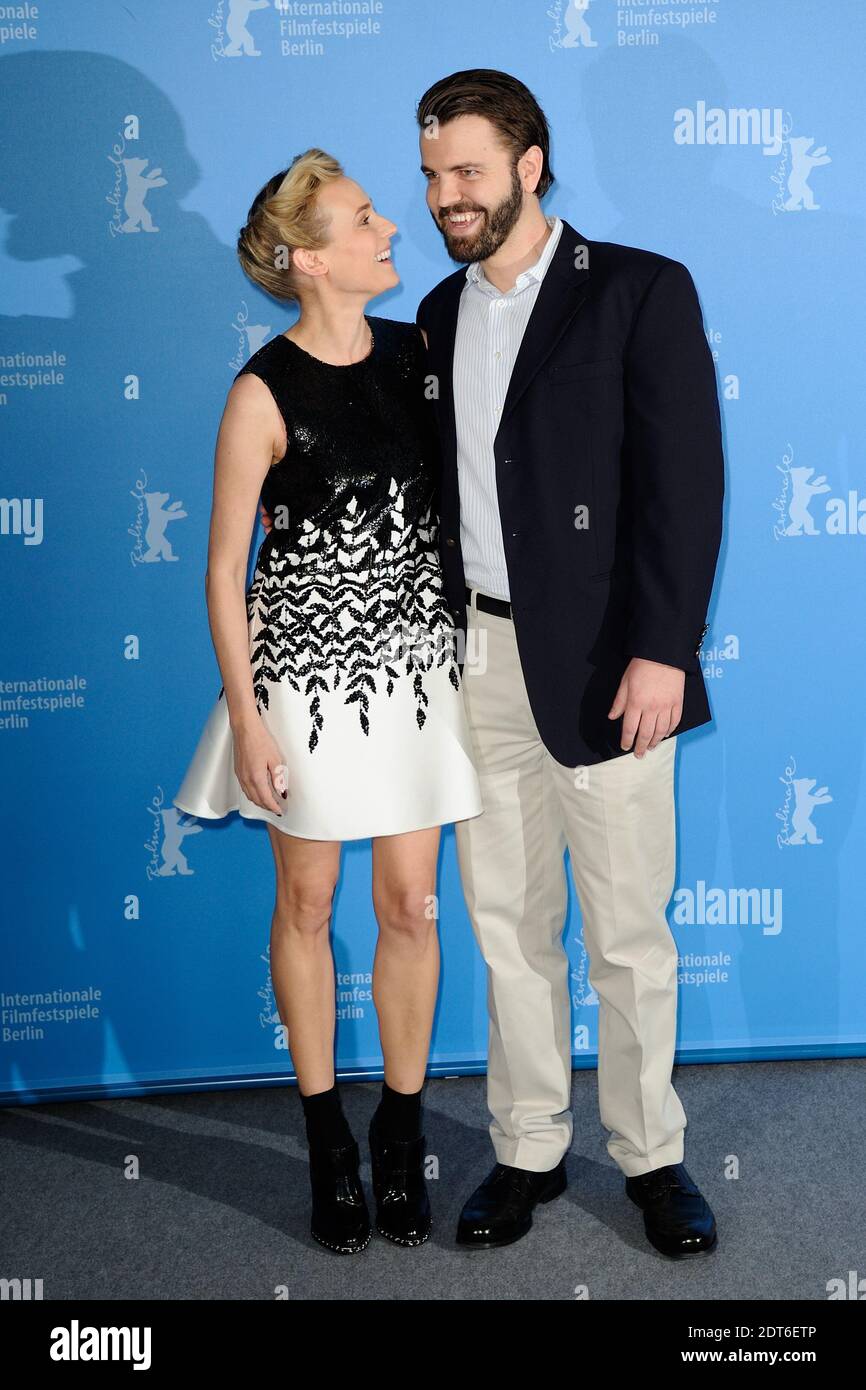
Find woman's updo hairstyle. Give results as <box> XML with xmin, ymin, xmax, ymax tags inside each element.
<box><xmin>236</xmin><ymin>148</ymin><xmax>344</xmax><ymax>303</ymax></box>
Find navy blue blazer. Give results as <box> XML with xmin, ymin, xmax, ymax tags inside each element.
<box><xmin>416</xmin><ymin>218</ymin><xmax>725</xmax><ymax>768</ymax></box>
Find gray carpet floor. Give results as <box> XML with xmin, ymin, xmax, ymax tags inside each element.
<box><xmin>2</xmin><ymin>1058</ymin><xmax>862</xmax><ymax>1301</ymax></box>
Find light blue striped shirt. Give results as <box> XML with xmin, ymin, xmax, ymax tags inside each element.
<box><xmin>453</xmin><ymin>214</ymin><xmax>564</xmax><ymax>601</ymax></box>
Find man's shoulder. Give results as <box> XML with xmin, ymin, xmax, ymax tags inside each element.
<box><xmin>577</xmin><ymin>231</ymin><xmax>692</xmax><ymax>290</ymax></box>
<box><xmin>414</xmin><ymin>228</ymin><xmax>696</xmax><ymax>328</ymax></box>
<box><xmin>572</xmin><ymin>232</ymin><xmax>700</xmax><ymax>311</ymax></box>
<box><xmin>416</xmin><ymin>265</ymin><xmax>467</xmax><ymax>327</ymax></box>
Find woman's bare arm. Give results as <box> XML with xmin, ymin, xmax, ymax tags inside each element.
<box><xmin>204</xmin><ymin>374</ymin><xmax>287</xmax><ymax>812</ymax></box>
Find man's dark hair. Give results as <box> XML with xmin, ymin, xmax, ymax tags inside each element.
<box><xmin>415</xmin><ymin>69</ymin><xmax>554</xmax><ymax>199</ymax></box>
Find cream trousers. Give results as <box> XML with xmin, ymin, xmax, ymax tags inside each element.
<box><xmin>455</xmin><ymin>588</ymin><xmax>687</xmax><ymax>1177</ymax></box>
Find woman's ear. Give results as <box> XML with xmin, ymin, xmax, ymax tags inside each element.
<box><xmin>291</xmin><ymin>246</ymin><xmax>328</xmax><ymax>280</ymax></box>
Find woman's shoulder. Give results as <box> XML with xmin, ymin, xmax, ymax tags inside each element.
<box><xmin>232</xmin><ymin>332</ymin><xmax>289</xmax><ymax>385</ymax></box>
<box><xmin>367</xmin><ymin>317</ymin><xmax>426</xmax><ymax>379</ymax></box>
<box><xmin>366</xmin><ymin>315</ymin><xmax>420</xmax><ymax>335</ymax></box>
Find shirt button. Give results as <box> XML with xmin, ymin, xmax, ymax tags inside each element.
<box><xmin>494</xmin><ymin>350</ymin><xmax>501</xmax><ymax>359</ymax></box>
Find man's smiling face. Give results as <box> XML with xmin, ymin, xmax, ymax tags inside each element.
<box><xmin>419</xmin><ymin>113</ymin><xmax>525</xmax><ymax>263</ymax></box>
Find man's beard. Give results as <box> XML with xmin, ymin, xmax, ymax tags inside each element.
<box><xmin>434</xmin><ymin>164</ymin><xmax>524</xmax><ymax>264</ymax></box>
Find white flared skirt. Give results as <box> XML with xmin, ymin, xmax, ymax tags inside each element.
<box><xmin>173</xmin><ymin>658</ymin><xmax>484</xmax><ymax>842</ymax></box>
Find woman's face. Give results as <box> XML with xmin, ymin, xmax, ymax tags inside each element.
<box><xmin>305</xmin><ymin>175</ymin><xmax>398</xmax><ymax>296</ymax></box>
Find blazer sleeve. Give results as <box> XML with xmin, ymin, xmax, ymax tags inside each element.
<box><xmin>621</xmin><ymin>259</ymin><xmax>725</xmax><ymax>675</ymax></box>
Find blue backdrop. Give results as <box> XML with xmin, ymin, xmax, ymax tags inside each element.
<box><xmin>2</xmin><ymin>0</ymin><xmax>864</xmax><ymax>1105</ymax></box>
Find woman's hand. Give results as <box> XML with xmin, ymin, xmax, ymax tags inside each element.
<box><xmin>232</xmin><ymin>714</ymin><xmax>288</xmax><ymax>814</ymax></box>
<box><xmin>259</xmin><ymin>501</ymin><xmax>274</xmax><ymax>534</ymax></box>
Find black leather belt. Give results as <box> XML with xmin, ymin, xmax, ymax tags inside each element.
<box><xmin>465</xmin><ymin>585</ymin><xmax>512</xmax><ymax>620</ymax></box>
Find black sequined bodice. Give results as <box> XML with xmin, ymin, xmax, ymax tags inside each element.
<box><xmin>236</xmin><ymin>315</ymin><xmax>439</xmax><ymax>554</ymax></box>
<box><xmin>231</xmin><ymin>315</ymin><xmax>459</xmax><ymax>748</ymax></box>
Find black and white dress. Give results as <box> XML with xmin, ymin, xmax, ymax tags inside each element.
<box><xmin>173</xmin><ymin>316</ymin><xmax>483</xmax><ymax>840</ymax></box>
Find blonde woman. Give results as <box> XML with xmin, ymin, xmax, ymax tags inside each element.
<box><xmin>173</xmin><ymin>150</ymin><xmax>482</xmax><ymax>1254</ymax></box>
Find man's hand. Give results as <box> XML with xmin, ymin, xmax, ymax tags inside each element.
<box><xmin>259</xmin><ymin>500</ymin><xmax>274</xmax><ymax>534</ymax></box>
<box><xmin>608</xmin><ymin>657</ymin><xmax>684</xmax><ymax>757</ymax></box>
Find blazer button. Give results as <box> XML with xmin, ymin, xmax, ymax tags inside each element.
<box><xmin>445</xmin><ymin>537</ymin><xmax>456</xmax><ymax>547</ymax></box>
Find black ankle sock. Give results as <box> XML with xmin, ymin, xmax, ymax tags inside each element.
<box><xmin>299</xmin><ymin>1083</ymin><xmax>353</xmax><ymax>1150</ymax></box>
<box><xmin>374</xmin><ymin>1079</ymin><xmax>423</xmax><ymax>1141</ymax></box>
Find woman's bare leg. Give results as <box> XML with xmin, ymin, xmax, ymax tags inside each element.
<box><xmin>371</xmin><ymin>826</ymin><xmax>441</xmax><ymax>1092</ymax></box>
<box><xmin>266</xmin><ymin>824</ymin><xmax>342</xmax><ymax>1095</ymax></box>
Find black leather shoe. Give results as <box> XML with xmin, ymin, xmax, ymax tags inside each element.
<box><xmin>626</xmin><ymin>1162</ymin><xmax>717</xmax><ymax>1257</ymax></box>
<box><xmin>308</xmin><ymin>1137</ymin><xmax>371</xmax><ymax>1254</ymax></box>
<box><xmin>456</xmin><ymin>1158</ymin><xmax>567</xmax><ymax>1249</ymax></box>
<box><xmin>368</xmin><ymin>1114</ymin><xmax>431</xmax><ymax>1247</ymax></box>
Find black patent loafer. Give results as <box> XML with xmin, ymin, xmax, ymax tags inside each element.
<box><xmin>626</xmin><ymin>1162</ymin><xmax>717</xmax><ymax>1258</ymax></box>
<box><xmin>308</xmin><ymin>1137</ymin><xmax>371</xmax><ymax>1254</ymax></box>
<box><xmin>456</xmin><ymin>1158</ymin><xmax>567</xmax><ymax>1249</ymax></box>
<box><xmin>368</xmin><ymin>1115</ymin><xmax>431</xmax><ymax>1247</ymax></box>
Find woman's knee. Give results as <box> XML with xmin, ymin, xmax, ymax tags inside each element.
<box><xmin>374</xmin><ymin>886</ymin><xmax>437</xmax><ymax>943</ymax></box>
<box><xmin>274</xmin><ymin>877</ymin><xmax>337</xmax><ymax>938</ymax></box>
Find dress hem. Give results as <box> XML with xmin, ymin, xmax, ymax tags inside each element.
<box><xmin>172</xmin><ymin>796</ymin><xmax>484</xmax><ymax>843</ymax></box>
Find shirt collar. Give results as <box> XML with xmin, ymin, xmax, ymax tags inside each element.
<box><xmin>464</xmin><ymin>214</ymin><xmax>563</xmax><ymax>297</ymax></box>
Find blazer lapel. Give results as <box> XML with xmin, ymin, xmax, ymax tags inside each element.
<box><xmin>498</xmin><ymin>218</ymin><xmax>591</xmax><ymax>426</ymax></box>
